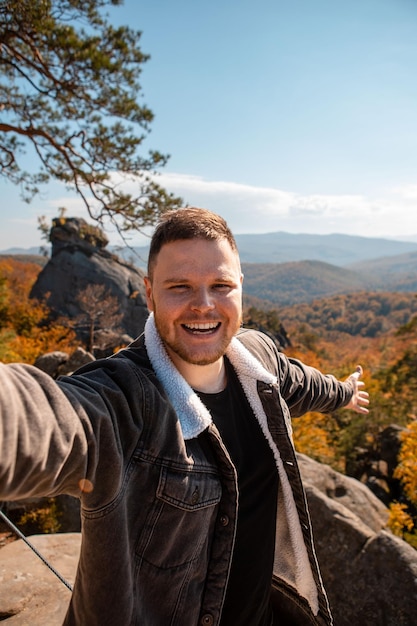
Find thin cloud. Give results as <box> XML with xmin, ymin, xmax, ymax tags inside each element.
<box><xmin>155</xmin><ymin>172</ymin><xmax>415</xmax><ymax>238</ymax></box>
<box><xmin>390</xmin><ymin>184</ymin><xmax>417</xmax><ymax>201</ymax></box>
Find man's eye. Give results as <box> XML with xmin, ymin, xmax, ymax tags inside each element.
<box><xmin>213</xmin><ymin>284</ymin><xmax>232</xmax><ymax>291</ymax></box>
<box><xmin>170</xmin><ymin>284</ymin><xmax>189</xmax><ymax>291</ymax></box>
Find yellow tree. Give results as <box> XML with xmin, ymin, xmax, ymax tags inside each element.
<box><xmin>394</xmin><ymin>421</ymin><xmax>417</xmax><ymax>506</ymax></box>
<box><xmin>386</xmin><ymin>421</ymin><xmax>417</xmax><ymax>546</ymax></box>
<box><xmin>0</xmin><ymin>258</ymin><xmax>76</xmax><ymax>363</ymax></box>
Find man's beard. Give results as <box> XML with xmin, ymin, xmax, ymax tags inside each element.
<box><xmin>153</xmin><ymin>310</ymin><xmax>242</xmax><ymax>366</ymax></box>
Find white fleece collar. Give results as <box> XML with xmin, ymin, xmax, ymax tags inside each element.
<box><xmin>144</xmin><ymin>312</ymin><xmax>277</xmax><ymax>440</ymax></box>
<box><xmin>144</xmin><ymin>312</ymin><xmax>319</xmax><ymax>614</ymax></box>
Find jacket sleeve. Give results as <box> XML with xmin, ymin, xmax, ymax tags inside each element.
<box><xmin>277</xmin><ymin>354</ymin><xmax>354</xmax><ymax>417</ymax></box>
<box><xmin>237</xmin><ymin>328</ymin><xmax>354</xmax><ymax>417</ymax></box>
<box><xmin>0</xmin><ymin>362</ymin><xmax>89</xmax><ymax>500</ymax></box>
<box><xmin>0</xmin><ymin>357</ymin><xmax>145</xmax><ymax>502</ymax></box>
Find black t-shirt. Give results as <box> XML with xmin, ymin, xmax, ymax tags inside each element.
<box><xmin>197</xmin><ymin>359</ymin><xmax>279</xmax><ymax>626</ymax></box>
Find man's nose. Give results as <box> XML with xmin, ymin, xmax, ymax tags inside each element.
<box><xmin>190</xmin><ymin>288</ymin><xmax>215</xmax><ymax>312</ymax></box>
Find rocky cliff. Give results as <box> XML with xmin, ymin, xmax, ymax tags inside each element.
<box><xmin>30</xmin><ymin>217</ymin><xmax>148</xmax><ymax>343</ymax></box>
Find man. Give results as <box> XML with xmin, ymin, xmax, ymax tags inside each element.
<box><xmin>0</xmin><ymin>207</ymin><xmax>369</xmax><ymax>625</ymax></box>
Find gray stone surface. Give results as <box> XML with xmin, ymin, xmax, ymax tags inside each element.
<box><xmin>299</xmin><ymin>454</ymin><xmax>417</xmax><ymax>626</ymax></box>
<box><xmin>33</xmin><ymin>352</ymin><xmax>69</xmax><ymax>378</ymax></box>
<box><xmin>34</xmin><ymin>348</ymin><xmax>95</xmax><ymax>378</ymax></box>
<box><xmin>0</xmin><ymin>533</ymin><xmax>80</xmax><ymax>624</ymax></box>
<box><xmin>297</xmin><ymin>452</ymin><xmax>389</xmax><ymax>532</ymax></box>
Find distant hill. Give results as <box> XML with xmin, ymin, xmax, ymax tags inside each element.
<box><xmin>241</xmin><ymin>261</ymin><xmax>368</xmax><ymax>306</ymax></box>
<box><xmin>0</xmin><ymin>246</ymin><xmax>45</xmax><ymax>256</ymax></box>
<box><xmin>0</xmin><ymin>253</ymin><xmax>47</xmax><ymax>267</ymax></box>
<box><xmin>234</xmin><ymin>232</ymin><xmax>417</xmax><ymax>266</ymax></box>
<box><xmin>4</xmin><ymin>232</ymin><xmax>417</xmax><ymax>269</ymax></box>
<box><xmin>113</xmin><ymin>232</ymin><xmax>417</xmax><ymax>268</ymax></box>
<box><xmin>348</xmin><ymin>250</ymin><xmax>417</xmax><ymax>292</ymax></box>
<box><xmin>241</xmin><ymin>251</ymin><xmax>417</xmax><ymax>307</ymax></box>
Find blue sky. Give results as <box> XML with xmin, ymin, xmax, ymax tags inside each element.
<box><xmin>1</xmin><ymin>0</ymin><xmax>417</xmax><ymax>249</ymax></box>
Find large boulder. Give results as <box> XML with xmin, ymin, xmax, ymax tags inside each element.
<box><xmin>298</xmin><ymin>454</ymin><xmax>417</xmax><ymax>625</ymax></box>
<box><xmin>0</xmin><ymin>533</ymin><xmax>80</xmax><ymax>624</ymax></box>
<box><xmin>30</xmin><ymin>217</ymin><xmax>148</xmax><ymax>341</ymax></box>
<box><xmin>297</xmin><ymin>453</ymin><xmax>388</xmax><ymax>532</ymax></box>
<box><xmin>34</xmin><ymin>347</ymin><xmax>95</xmax><ymax>378</ymax></box>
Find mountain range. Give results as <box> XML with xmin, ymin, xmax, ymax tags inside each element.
<box><xmin>4</xmin><ymin>231</ymin><xmax>417</xmax><ymax>267</ymax></box>
<box><xmin>3</xmin><ymin>232</ymin><xmax>417</xmax><ymax>307</ymax></box>
<box><xmin>115</xmin><ymin>232</ymin><xmax>417</xmax><ymax>269</ymax></box>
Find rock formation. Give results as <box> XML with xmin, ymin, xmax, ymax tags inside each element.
<box><xmin>30</xmin><ymin>217</ymin><xmax>149</xmax><ymax>345</ymax></box>
<box><xmin>0</xmin><ymin>533</ymin><xmax>80</xmax><ymax>624</ymax></box>
<box><xmin>33</xmin><ymin>347</ymin><xmax>95</xmax><ymax>378</ymax></box>
<box><xmin>298</xmin><ymin>454</ymin><xmax>417</xmax><ymax>625</ymax></box>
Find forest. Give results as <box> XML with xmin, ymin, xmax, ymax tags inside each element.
<box><xmin>1</xmin><ymin>256</ymin><xmax>417</xmax><ymax>549</ymax></box>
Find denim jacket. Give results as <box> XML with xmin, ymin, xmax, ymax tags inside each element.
<box><xmin>0</xmin><ymin>319</ymin><xmax>354</xmax><ymax>625</ymax></box>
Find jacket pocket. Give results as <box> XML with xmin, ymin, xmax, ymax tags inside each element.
<box><xmin>157</xmin><ymin>465</ymin><xmax>221</xmax><ymax>510</ymax></box>
<box><xmin>135</xmin><ymin>466</ymin><xmax>222</xmax><ymax>569</ymax></box>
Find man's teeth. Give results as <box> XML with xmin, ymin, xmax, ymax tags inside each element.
<box><xmin>184</xmin><ymin>322</ymin><xmax>218</xmax><ymax>330</ymax></box>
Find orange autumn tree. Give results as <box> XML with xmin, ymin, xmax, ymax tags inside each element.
<box><xmin>388</xmin><ymin>420</ymin><xmax>417</xmax><ymax>546</ymax></box>
<box><xmin>395</xmin><ymin>421</ymin><xmax>417</xmax><ymax>505</ymax></box>
<box><xmin>284</xmin><ymin>344</ymin><xmax>343</xmax><ymax>469</ymax></box>
<box><xmin>0</xmin><ymin>257</ymin><xmax>77</xmax><ymax>363</ymax></box>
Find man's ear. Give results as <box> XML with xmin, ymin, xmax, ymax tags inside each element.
<box><xmin>143</xmin><ymin>276</ymin><xmax>154</xmax><ymax>311</ymax></box>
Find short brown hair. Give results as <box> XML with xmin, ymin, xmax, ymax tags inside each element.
<box><xmin>147</xmin><ymin>207</ymin><xmax>239</xmax><ymax>277</ymax></box>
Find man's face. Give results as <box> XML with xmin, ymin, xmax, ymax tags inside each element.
<box><xmin>144</xmin><ymin>238</ymin><xmax>243</xmax><ymax>369</ymax></box>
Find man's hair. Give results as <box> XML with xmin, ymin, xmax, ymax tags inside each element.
<box><xmin>147</xmin><ymin>207</ymin><xmax>239</xmax><ymax>277</ymax></box>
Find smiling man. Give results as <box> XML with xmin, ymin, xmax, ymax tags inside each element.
<box><xmin>0</xmin><ymin>207</ymin><xmax>369</xmax><ymax>626</ymax></box>
<box><xmin>144</xmin><ymin>234</ymin><xmax>243</xmax><ymax>389</ymax></box>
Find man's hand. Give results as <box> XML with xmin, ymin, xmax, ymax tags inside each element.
<box><xmin>344</xmin><ymin>365</ymin><xmax>370</xmax><ymax>414</ymax></box>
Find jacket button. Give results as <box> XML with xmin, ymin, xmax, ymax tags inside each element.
<box><xmin>219</xmin><ymin>514</ymin><xmax>229</xmax><ymax>526</ymax></box>
<box><xmin>200</xmin><ymin>614</ymin><xmax>214</xmax><ymax>626</ymax></box>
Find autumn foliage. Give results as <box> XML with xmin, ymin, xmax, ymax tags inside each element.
<box><xmin>0</xmin><ymin>257</ymin><xmax>76</xmax><ymax>363</ymax></box>
<box><xmin>395</xmin><ymin>421</ymin><xmax>417</xmax><ymax>505</ymax></box>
